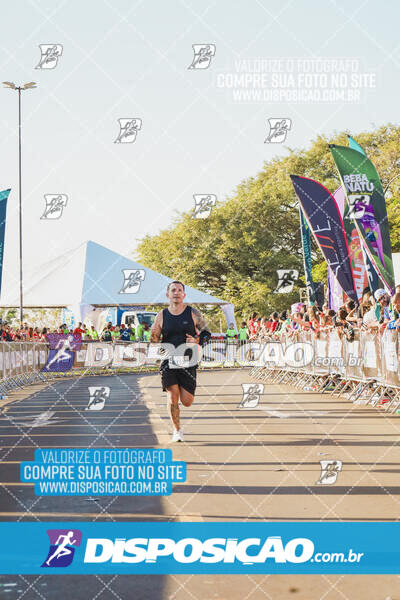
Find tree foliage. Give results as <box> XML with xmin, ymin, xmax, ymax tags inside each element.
<box><xmin>137</xmin><ymin>124</ymin><xmax>400</xmax><ymax>321</ymax></box>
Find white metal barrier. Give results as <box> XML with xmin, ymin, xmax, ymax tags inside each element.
<box><xmin>0</xmin><ymin>333</ymin><xmax>399</xmax><ymax>411</ymax></box>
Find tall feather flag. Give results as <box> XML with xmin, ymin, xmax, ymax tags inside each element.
<box><xmin>0</xmin><ymin>189</ymin><xmax>11</xmax><ymax>298</ymax></box>
<box><xmin>299</xmin><ymin>205</ymin><xmax>316</xmax><ymax>304</ymax></box>
<box><xmin>328</xmin><ymin>187</ymin><xmax>345</xmax><ymax>310</ymax></box>
<box><xmin>347</xmin><ymin>134</ymin><xmax>365</xmax><ymax>155</ymax></box>
<box><xmin>345</xmin><ymin>135</ymin><xmax>385</xmax><ymax>295</ymax></box>
<box><xmin>329</xmin><ymin>143</ymin><xmax>395</xmax><ymax>294</ymax></box>
<box><xmin>290</xmin><ymin>175</ymin><xmax>358</xmax><ymax>303</ymax></box>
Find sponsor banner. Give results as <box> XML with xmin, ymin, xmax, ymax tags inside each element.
<box><xmin>43</xmin><ymin>334</ymin><xmax>82</xmax><ymax>372</ymax></box>
<box><xmin>329</xmin><ymin>144</ymin><xmax>395</xmax><ymax>293</ymax></box>
<box><xmin>290</xmin><ymin>175</ymin><xmax>358</xmax><ymax>303</ymax></box>
<box><xmin>299</xmin><ymin>205</ymin><xmax>316</xmax><ymax>303</ymax></box>
<box><xmin>0</xmin><ymin>522</ymin><xmax>400</xmax><ymax>574</ymax></box>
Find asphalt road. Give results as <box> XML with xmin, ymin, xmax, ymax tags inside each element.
<box><xmin>0</xmin><ymin>368</ymin><xmax>399</xmax><ymax>599</ymax></box>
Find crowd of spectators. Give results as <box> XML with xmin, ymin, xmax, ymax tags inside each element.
<box><xmin>3</xmin><ymin>285</ymin><xmax>400</xmax><ymax>345</ymax></box>
<box><xmin>0</xmin><ymin>320</ymin><xmax>152</xmax><ymax>343</ymax></box>
<box><xmin>224</xmin><ymin>285</ymin><xmax>400</xmax><ymax>344</ymax></box>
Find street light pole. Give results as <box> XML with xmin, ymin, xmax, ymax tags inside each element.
<box><xmin>18</xmin><ymin>87</ymin><xmax>23</xmax><ymax>326</ymax></box>
<box><xmin>3</xmin><ymin>81</ymin><xmax>36</xmax><ymax>326</ymax></box>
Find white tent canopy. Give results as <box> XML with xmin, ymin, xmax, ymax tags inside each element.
<box><xmin>0</xmin><ymin>241</ymin><xmax>236</xmax><ymax>326</ymax></box>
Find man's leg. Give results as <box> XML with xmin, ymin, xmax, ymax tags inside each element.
<box><xmin>166</xmin><ymin>384</ymin><xmax>181</xmax><ymax>430</ymax></box>
<box><xmin>179</xmin><ymin>387</ymin><xmax>194</xmax><ymax>408</ymax></box>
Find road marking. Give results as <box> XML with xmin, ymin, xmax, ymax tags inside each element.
<box><xmin>0</xmin><ymin>512</ymin><xmax>200</xmax><ymax>520</ymax></box>
<box><xmin>12</xmin><ymin>410</ymin><xmax>61</xmax><ymax>428</ymax></box>
<box><xmin>176</xmin><ymin>513</ymin><xmax>204</xmax><ymax>522</ymax></box>
<box><xmin>258</xmin><ymin>407</ymin><xmax>327</xmax><ymax>418</ymax></box>
<box><xmin>0</xmin><ymin>432</ymin><xmax>167</xmax><ymax>436</ymax></box>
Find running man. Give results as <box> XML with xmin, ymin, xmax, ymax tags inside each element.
<box><xmin>45</xmin><ymin>531</ymin><xmax>77</xmax><ymax>566</ymax></box>
<box><xmin>150</xmin><ymin>281</ymin><xmax>211</xmax><ymax>442</ymax></box>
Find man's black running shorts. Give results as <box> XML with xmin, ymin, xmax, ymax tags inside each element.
<box><xmin>160</xmin><ymin>361</ymin><xmax>197</xmax><ymax>395</ymax></box>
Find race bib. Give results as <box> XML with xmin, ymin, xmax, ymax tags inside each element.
<box><xmin>168</xmin><ymin>356</ymin><xmax>190</xmax><ymax>369</ymax></box>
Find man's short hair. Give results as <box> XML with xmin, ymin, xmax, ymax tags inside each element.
<box><xmin>167</xmin><ymin>280</ymin><xmax>185</xmax><ymax>291</ymax></box>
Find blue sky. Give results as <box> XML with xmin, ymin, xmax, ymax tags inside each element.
<box><xmin>0</xmin><ymin>0</ymin><xmax>399</xmax><ymax>294</ymax></box>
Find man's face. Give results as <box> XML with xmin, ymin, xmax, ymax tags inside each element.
<box><xmin>167</xmin><ymin>284</ymin><xmax>186</xmax><ymax>302</ymax></box>
<box><xmin>379</xmin><ymin>295</ymin><xmax>389</xmax><ymax>307</ymax></box>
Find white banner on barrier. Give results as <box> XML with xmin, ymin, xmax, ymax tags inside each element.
<box><xmin>364</xmin><ymin>341</ymin><xmax>377</xmax><ymax>369</ymax></box>
<box><xmin>316</xmin><ymin>340</ymin><xmax>327</xmax><ymax>358</ymax></box>
<box><xmin>384</xmin><ymin>342</ymin><xmax>397</xmax><ymax>372</ymax></box>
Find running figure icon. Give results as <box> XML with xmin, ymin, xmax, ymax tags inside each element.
<box><xmin>86</xmin><ymin>386</ymin><xmax>110</xmax><ymax>411</ymax></box>
<box><xmin>45</xmin><ymin>531</ymin><xmax>77</xmax><ymax>566</ymax></box>
<box><xmin>44</xmin><ymin>335</ymin><xmax>75</xmax><ymax>370</ymax></box>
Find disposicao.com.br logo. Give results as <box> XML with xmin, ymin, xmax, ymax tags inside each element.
<box><xmin>82</xmin><ymin>536</ymin><xmax>363</xmax><ymax>565</ymax></box>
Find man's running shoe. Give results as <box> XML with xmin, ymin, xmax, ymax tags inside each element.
<box><xmin>171</xmin><ymin>429</ymin><xmax>184</xmax><ymax>442</ymax></box>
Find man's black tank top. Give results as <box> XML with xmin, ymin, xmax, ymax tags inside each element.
<box><xmin>161</xmin><ymin>305</ymin><xmax>196</xmax><ymax>348</ymax></box>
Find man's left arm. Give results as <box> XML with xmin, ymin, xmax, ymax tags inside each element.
<box><xmin>190</xmin><ymin>307</ymin><xmax>211</xmax><ymax>345</ymax></box>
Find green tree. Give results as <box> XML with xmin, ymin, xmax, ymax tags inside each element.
<box><xmin>137</xmin><ymin>124</ymin><xmax>400</xmax><ymax>318</ymax></box>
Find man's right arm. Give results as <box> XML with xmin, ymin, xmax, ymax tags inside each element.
<box><xmin>150</xmin><ymin>311</ymin><xmax>163</xmax><ymax>342</ymax></box>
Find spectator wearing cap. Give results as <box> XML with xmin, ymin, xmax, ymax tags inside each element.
<box><xmin>374</xmin><ymin>288</ymin><xmax>393</xmax><ymax>327</ymax></box>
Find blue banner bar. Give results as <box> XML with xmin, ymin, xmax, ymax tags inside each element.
<box><xmin>0</xmin><ymin>522</ymin><xmax>399</xmax><ymax>574</ymax></box>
